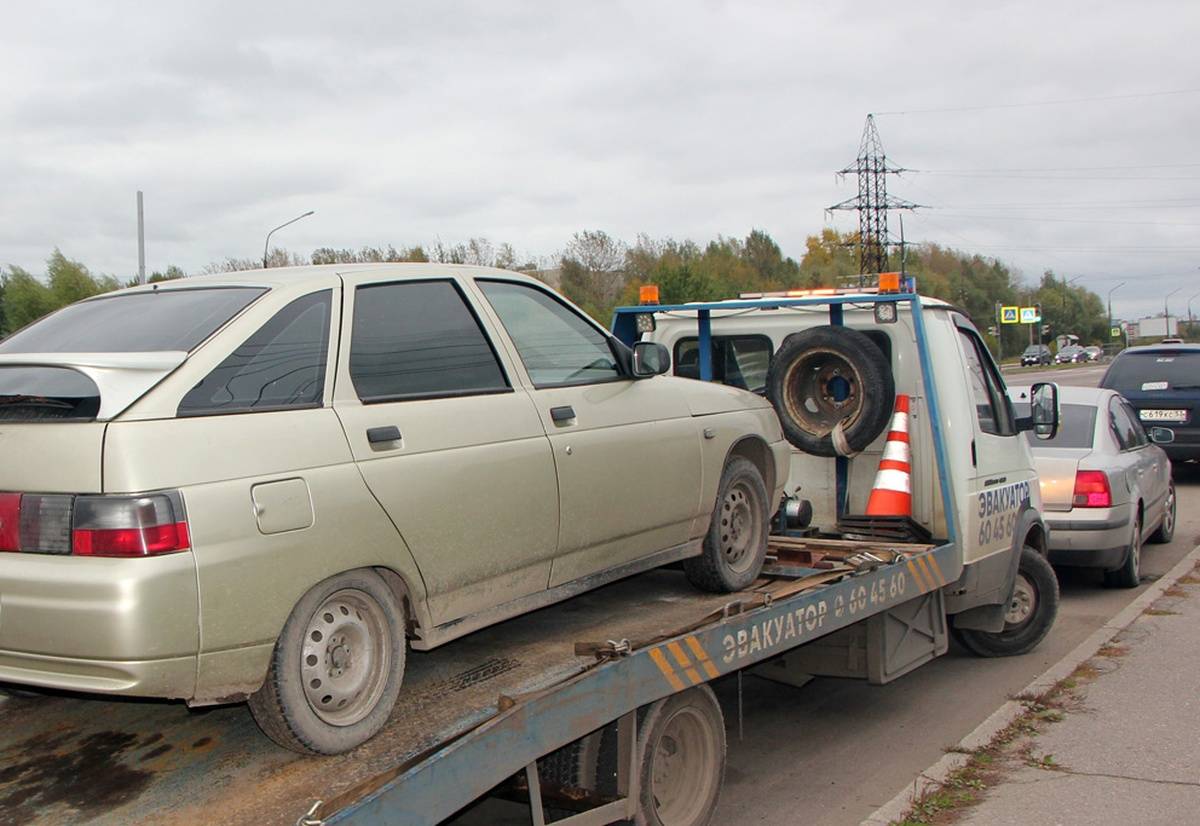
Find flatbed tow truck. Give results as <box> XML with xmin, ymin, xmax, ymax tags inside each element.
<box><xmin>0</xmin><ymin>287</ymin><xmax>1056</xmax><ymax>826</ymax></box>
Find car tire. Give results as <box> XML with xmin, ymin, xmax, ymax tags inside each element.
<box><xmin>1149</xmin><ymin>484</ymin><xmax>1176</xmax><ymax>544</ymax></box>
<box><xmin>1105</xmin><ymin>514</ymin><xmax>1143</xmax><ymax>589</ymax></box>
<box><xmin>248</xmin><ymin>569</ymin><xmax>406</xmax><ymax>755</ymax></box>
<box><xmin>765</xmin><ymin>326</ymin><xmax>894</xmax><ymax>457</ymax></box>
<box><xmin>955</xmin><ymin>546</ymin><xmax>1059</xmax><ymax>657</ymax></box>
<box><xmin>685</xmin><ymin>457</ymin><xmax>769</xmax><ymax>593</ymax></box>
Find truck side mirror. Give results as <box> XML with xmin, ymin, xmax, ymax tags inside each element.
<box><xmin>1029</xmin><ymin>382</ymin><xmax>1059</xmax><ymax>440</ymax></box>
<box><xmin>631</xmin><ymin>342</ymin><xmax>670</xmax><ymax>378</ymax></box>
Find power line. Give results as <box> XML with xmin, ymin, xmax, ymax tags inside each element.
<box><xmin>913</xmin><ymin>162</ymin><xmax>1200</xmax><ymax>173</ymax></box>
<box><xmin>934</xmin><ymin>212</ymin><xmax>1200</xmax><ymax>229</ymax></box>
<box><xmin>911</xmin><ymin>172</ymin><xmax>1200</xmax><ymax>181</ymax></box>
<box><xmin>874</xmin><ymin>87</ymin><xmax>1200</xmax><ymax>116</ymax></box>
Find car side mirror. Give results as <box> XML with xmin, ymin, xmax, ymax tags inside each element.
<box><xmin>1149</xmin><ymin>426</ymin><xmax>1175</xmax><ymax>444</ymax></box>
<box><xmin>1017</xmin><ymin>381</ymin><xmax>1059</xmax><ymax>439</ymax></box>
<box><xmin>631</xmin><ymin>342</ymin><xmax>670</xmax><ymax>378</ymax></box>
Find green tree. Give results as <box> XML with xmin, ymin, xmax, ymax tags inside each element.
<box><xmin>0</xmin><ymin>265</ymin><xmax>55</xmax><ymax>333</ymax></box>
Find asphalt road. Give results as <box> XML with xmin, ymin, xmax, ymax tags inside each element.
<box><xmin>459</xmin><ymin>363</ymin><xmax>1197</xmax><ymax>826</ymax></box>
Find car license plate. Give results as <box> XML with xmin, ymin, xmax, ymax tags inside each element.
<box><xmin>1139</xmin><ymin>409</ymin><xmax>1188</xmax><ymax>422</ymax></box>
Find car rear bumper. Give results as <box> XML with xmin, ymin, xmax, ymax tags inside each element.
<box><xmin>1045</xmin><ymin>510</ymin><xmax>1131</xmax><ymax>569</ymax></box>
<box><xmin>0</xmin><ymin>551</ymin><xmax>199</xmax><ymax>698</ymax></box>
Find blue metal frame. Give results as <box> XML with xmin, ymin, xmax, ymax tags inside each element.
<box><xmin>613</xmin><ymin>292</ymin><xmax>960</xmax><ymax>548</ymax></box>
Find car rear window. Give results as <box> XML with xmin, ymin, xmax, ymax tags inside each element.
<box><xmin>0</xmin><ymin>366</ymin><xmax>101</xmax><ymax>421</ymax></box>
<box><xmin>1101</xmin><ymin>351</ymin><xmax>1200</xmax><ymax>392</ymax></box>
<box><xmin>1013</xmin><ymin>402</ymin><xmax>1097</xmax><ymax>449</ymax></box>
<box><xmin>0</xmin><ymin>287</ymin><xmax>266</xmax><ymax>354</ymax></box>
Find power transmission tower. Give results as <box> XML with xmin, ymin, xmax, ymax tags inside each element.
<box><xmin>828</xmin><ymin>114</ymin><xmax>922</xmax><ymax>276</ymax></box>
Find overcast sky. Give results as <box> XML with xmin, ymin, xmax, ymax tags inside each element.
<box><xmin>3</xmin><ymin>1</ymin><xmax>1198</xmax><ymax>321</ymax></box>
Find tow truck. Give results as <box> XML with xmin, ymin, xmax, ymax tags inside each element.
<box><xmin>0</xmin><ymin>278</ymin><xmax>1059</xmax><ymax>826</ymax></box>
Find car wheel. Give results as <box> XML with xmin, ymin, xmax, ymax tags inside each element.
<box><xmin>1149</xmin><ymin>484</ymin><xmax>1176</xmax><ymax>544</ymax></box>
<box><xmin>955</xmin><ymin>546</ymin><xmax>1059</xmax><ymax>657</ymax></box>
<box><xmin>248</xmin><ymin>569</ymin><xmax>406</xmax><ymax>754</ymax></box>
<box><xmin>684</xmin><ymin>456</ymin><xmax>769</xmax><ymax>593</ymax></box>
<box><xmin>1105</xmin><ymin>514</ymin><xmax>1143</xmax><ymax>589</ymax></box>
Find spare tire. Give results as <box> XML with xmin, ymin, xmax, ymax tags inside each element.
<box><xmin>766</xmin><ymin>326</ymin><xmax>894</xmax><ymax>457</ymax></box>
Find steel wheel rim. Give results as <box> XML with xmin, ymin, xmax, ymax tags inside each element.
<box><xmin>1005</xmin><ymin>572</ymin><xmax>1037</xmax><ymax>627</ymax></box>
<box><xmin>649</xmin><ymin>707</ymin><xmax>717</xmax><ymax>824</ymax></box>
<box><xmin>1129</xmin><ymin>519</ymin><xmax>1141</xmax><ymax>579</ymax></box>
<box><xmin>301</xmin><ymin>588</ymin><xmax>391</xmax><ymax>727</ymax></box>
<box><xmin>781</xmin><ymin>348</ymin><xmax>863</xmax><ymax>436</ymax></box>
<box><xmin>1163</xmin><ymin>488</ymin><xmax>1176</xmax><ymax>536</ymax></box>
<box><xmin>720</xmin><ymin>481</ymin><xmax>759</xmax><ymax>573</ymax></box>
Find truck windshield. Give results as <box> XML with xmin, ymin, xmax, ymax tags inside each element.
<box><xmin>1101</xmin><ymin>351</ymin><xmax>1200</xmax><ymax>391</ymax></box>
<box><xmin>0</xmin><ymin>287</ymin><xmax>266</xmax><ymax>354</ymax></box>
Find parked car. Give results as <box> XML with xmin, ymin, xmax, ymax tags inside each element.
<box><xmin>1100</xmin><ymin>343</ymin><xmax>1200</xmax><ymax>462</ymax></box>
<box><xmin>1083</xmin><ymin>346</ymin><xmax>1103</xmax><ymax>362</ymax></box>
<box><xmin>1055</xmin><ymin>345</ymin><xmax>1085</xmax><ymax>364</ymax></box>
<box><xmin>0</xmin><ymin>264</ymin><xmax>789</xmax><ymax>754</ymax></box>
<box><xmin>1021</xmin><ymin>345</ymin><xmax>1052</xmax><ymax>366</ymax></box>
<box><xmin>1009</xmin><ymin>385</ymin><xmax>1175</xmax><ymax>587</ymax></box>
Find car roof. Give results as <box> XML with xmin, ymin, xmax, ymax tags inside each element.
<box><xmin>1114</xmin><ymin>343</ymin><xmax>1200</xmax><ymax>356</ymax></box>
<box><xmin>1007</xmin><ymin>384</ymin><xmax>1115</xmax><ymax>406</ymax></box>
<box><xmin>80</xmin><ymin>263</ymin><xmax>536</xmax><ymax>300</ymax></box>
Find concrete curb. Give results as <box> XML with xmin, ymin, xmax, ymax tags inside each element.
<box><xmin>861</xmin><ymin>543</ymin><xmax>1200</xmax><ymax>826</ymax></box>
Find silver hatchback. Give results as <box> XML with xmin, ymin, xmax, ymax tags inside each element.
<box><xmin>1009</xmin><ymin>385</ymin><xmax>1175</xmax><ymax>587</ymax></box>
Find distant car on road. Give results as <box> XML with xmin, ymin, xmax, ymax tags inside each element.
<box><xmin>1100</xmin><ymin>343</ymin><xmax>1200</xmax><ymax>462</ymax></box>
<box><xmin>1021</xmin><ymin>345</ymin><xmax>1052</xmax><ymax>366</ymax></box>
<box><xmin>1083</xmin><ymin>346</ymin><xmax>1103</xmax><ymax>362</ymax></box>
<box><xmin>1055</xmin><ymin>345</ymin><xmax>1086</xmax><ymax>364</ymax></box>
<box><xmin>1010</xmin><ymin>385</ymin><xmax>1175</xmax><ymax>587</ymax></box>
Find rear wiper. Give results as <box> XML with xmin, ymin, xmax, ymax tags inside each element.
<box><xmin>1163</xmin><ymin>384</ymin><xmax>1200</xmax><ymax>391</ymax></box>
<box><xmin>0</xmin><ymin>395</ymin><xmax>73</xmax><ymax>410</ymax></box>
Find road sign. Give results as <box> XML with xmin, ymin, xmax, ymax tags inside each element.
<box><xmin>1111</xmin><ymin>326</ymin><xmax>1121</xmax><ymax>338</ymax></box>
<box><xmin>1001</xmin><ymin>306</ymin><xmax>1019</xmax><ymax>324</ymax></box>
<box><xmin>1020</xmin><ymin>306</ymin><xmax>1041</xmax><ymax>324</ymax></box>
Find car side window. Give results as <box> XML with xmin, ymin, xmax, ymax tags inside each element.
<box><xmin>958</xmin><ymin>327</ymin><xmax>1015</xmax><ymax>436</ymax></box>
<box><xmin>349</xmin><ymin>280</ymin><xmax>510</xmax><ymax>402</ymax></box>
<box><xmin>1119</xmin><ymin>399</ymin><xmax>1149</xmax><ymax>447</ymax></box>
<box><xmin>1108</xmin><ymin>398</ymin><xmax>1141</xmax><ymax>450</ymax></box>
<box><xmin>178</xmin><ymin>290</ymin><xmax>331</xmax><ymax>417</ymax></box>
<box><xmin>478</xmin><ymin>280</ymin><xmax>622</xmax><ymax>387</ymax></box>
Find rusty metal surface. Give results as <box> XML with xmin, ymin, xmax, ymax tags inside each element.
<box><xmin>0</xmin><ymin>569</ymin><xmax>744</xmax><ymax>825</ymax></box>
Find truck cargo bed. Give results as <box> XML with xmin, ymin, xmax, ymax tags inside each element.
<box><xmin>0</xmin><ymin>538</ymin><xmax>952</xmax><ymax>826</ymax></box>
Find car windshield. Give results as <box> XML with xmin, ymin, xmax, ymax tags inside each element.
<box><xmin>0</xmin><ymin>287</ymin><xmax>266</xmax><ymax>354</ymax></box>
<box><xmin>1023</xmin><ymin>346</ymin><xmax>1042</xmax><ymax>355</ymax></box>
<box><xmin>1102</xmin><ymin>351</ymin><xmax>1200</xmax><ymax>392</ymax></box>
<box><xmin>1013</xmin><ymin>402</ymin><xmax>1097</xmax><ymax>449</ymax></box>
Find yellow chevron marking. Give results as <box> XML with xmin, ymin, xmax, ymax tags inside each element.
<box><xmin>649</xmin><ymin>647</ymin><xmax>686</xmax><ymax>692</ymax></box>
<box><xmin>906</xmin><ymin>560</ymin><xmax>929</xmax><ymax>592</ymax></box>
<box><xmin>916</xmin><ymin>556</ymin><xmax>936</xmax><ymax>589</ymax></box>
<box><xmin>685</xmin><ymin>635</ymin><xmax>721</xmax><ymax>679</ymax></box>
<box><xmin>926</xmin><ymin>555</ymin><xmax>946</xmax><ymax>586</ymax></box>
<box><xmin>666</xmin><ymin>640</ymin><xmax>703</xmax><ymax>685</ymax></box>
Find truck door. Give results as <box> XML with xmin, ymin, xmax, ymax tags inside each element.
<box><xmin>953</xmin><ymin>317</ymin><xmax>1036</xmax><ymax>562</ymax></box>
<box><xmin>333</xmin><ymin>276</ymin><xmax>560</xmax><ymax>626</ymax></box>
<box><xmin>472</xmin><ymin>278</ymin><xmax>702</xmax><ymax>588</ymax></box>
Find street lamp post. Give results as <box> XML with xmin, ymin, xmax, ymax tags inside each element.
<box><xmin>1165</xmin><ymin>287</ymin><xmax>1181</xmax><ymax>338</ymax></box>
<box><xmin>1107</xmin><ymin>281</ymin><xmax>1125</xmax><ymax>352</ymax></box>
<box><xmin>263</xmin><ymin>210</ymin><xmax>315</xmax><ymax>269</ymax></box>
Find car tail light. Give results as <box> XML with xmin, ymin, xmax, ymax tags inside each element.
<box><xmin>0</xmin><ymin>493</ymin><xmax>20</xmax><ymax>551</ymax></box>
<box><xmin>0</xmin><ymin>490</ymin><xmax>189</xmax><ymax>557</ymax></box>
<box><xmin>1072</xmin><ymin>471</ymin><xmax>1112</xmax><ymax>508</ymax></box>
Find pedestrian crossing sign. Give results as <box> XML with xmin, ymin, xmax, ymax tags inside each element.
<box><xmin>1020</xmin><ymin>307</ymin><xmax>1041</xmax><ymax>324</ymax></box>
<box><xmin>1001</xmin><ymin>306</ymin><xmax>1018</xmax><ymax>324</ymax></box>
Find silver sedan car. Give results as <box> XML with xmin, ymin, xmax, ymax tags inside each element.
<box><xmin>1009</xmin><ymin>385</ymin><xmax>1175</xmax><ymax>587</ymax></box>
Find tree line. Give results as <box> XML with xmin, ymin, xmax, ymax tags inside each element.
<box><xmin>0</xmin><ymin>230</ymin><xmax>1112</xmax><ymax>356</ymax></box>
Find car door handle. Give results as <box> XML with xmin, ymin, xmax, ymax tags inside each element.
<box><xmin>550</xmin><ymin>406</ymin><xmax>576</xmax><ymax>424</ymax></box>
<box><xmin>366</xmin><ymin>425</ymin><xmax>402</xmax><ymax>444</ymax></box>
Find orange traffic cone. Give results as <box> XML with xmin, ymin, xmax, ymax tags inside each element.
<box><xmin>865</xmin><ymin>395</ymin><xmax>912</xmax><ymax>517</ymax></box>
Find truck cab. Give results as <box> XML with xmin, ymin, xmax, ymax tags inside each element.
<box><xmin>641</xmin><ymin>290</ymin><xmax>1057</xmax><ymax>646</ymax></box>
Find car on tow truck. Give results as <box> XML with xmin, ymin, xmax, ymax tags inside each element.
<box><xmin>0</xmin><ymin>263</ymin><xmax>789</xmax><ymax>755</ymax></box>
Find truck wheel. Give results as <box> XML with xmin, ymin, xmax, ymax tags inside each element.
<box><xmin>956</xmin><ymin>546</ymin><xmax>1058</xmax><ymax>657</ymax></box>
<box><xmin>685</xmin><ymin>457</ymin><xmax>768</xmax><ymax>593</ymax></box>
<box><xmin>1105</xmin><ymin>514</ymin><xmax>1142</xmax><ymax>589</ymax></box>
<box><xmin>1149</xmin><ymin>484</ymin><xmax>1175</xmax><ymax>544</ymax></box>
<box><xmin>633</xmin><ymin>685</ymin><xmax>726</xmax><ymax>826</ymax></box>
<box><xmin>248</xmin><ymin>569</ymin><xmax>406</xmax><ymax>755</ymax></box>
<box><xmin>766</xmin><ymin>326</ymin><xmax>894</xmax><ymax>457</ymax></box>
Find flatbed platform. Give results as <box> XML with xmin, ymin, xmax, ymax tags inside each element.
<box><xmin>0</xmin><ymin>538</ymin><xmax>952</xmax><ymax>826</ymax></box>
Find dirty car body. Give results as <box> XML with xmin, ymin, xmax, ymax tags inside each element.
<box><xmin>0</xmin><ymin>264</ymin><xmax>787</xmax><ymax>713</ymax></box>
